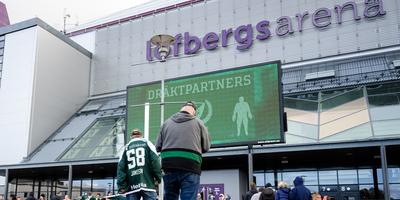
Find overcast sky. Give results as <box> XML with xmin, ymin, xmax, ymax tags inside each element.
<box><xmin>1</xmin><ymin>0</ymin><xmax>151</xmax><ymax>31</ymax></box>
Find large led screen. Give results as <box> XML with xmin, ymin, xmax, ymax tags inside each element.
<box><xmin>126</xmin><ymin>61</ymin><xmax>284</xmax><ymax>147</ymax></box>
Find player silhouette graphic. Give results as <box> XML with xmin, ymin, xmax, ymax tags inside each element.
<box><xmin>232</xmin><ymin>96</ymin><xmax>252</xmax><ymax>136</ymax></box>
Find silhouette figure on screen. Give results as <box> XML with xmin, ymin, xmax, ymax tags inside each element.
<box><xmin>232</xmin><ymin>96</ymin><xmax>252</xmax><ymax>136</ymax></box>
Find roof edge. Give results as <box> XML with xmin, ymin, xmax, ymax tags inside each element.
<box><xmin>0</xmin><ymin>17</ymin><xmax>92</xmax><ymax>58</ymax></box>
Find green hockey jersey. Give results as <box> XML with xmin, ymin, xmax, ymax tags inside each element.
<box><xmin>117</xmin><ymin>137</ymin><xmax>161</xmax><ymax>194</ymax></box>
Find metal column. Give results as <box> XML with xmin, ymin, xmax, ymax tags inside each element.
<box><xmin>380</xmin><ymin>145</ymin><xmax>390</xmax><ymax>200</ymax></box>
<box><xmin>68</xmin><ymin>165</ymin><xmax>73</xmax><ymax>196</ymax></box>
<box><xmin>4</xmin><ymin>169</ymin><xmax>9</xmax><ymax>200</ymax></box>
<box><xmin>248</xmin><ymin>145</ymin><xmax>253</xmax><ymax>190</ymax></box>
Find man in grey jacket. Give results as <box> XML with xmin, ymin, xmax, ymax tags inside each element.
<box><xmin>155</xmin><ymin>101</ymin><xmax>211</xmax><ymax>200</ymax></box>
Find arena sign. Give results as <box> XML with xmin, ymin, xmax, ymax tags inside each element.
<box><xmin>146</xmin><ymin>0</ymin><xmax>386</xmax><ymax>61</ymax></box>
<box><xmin>126</xmin><ymin>61</ymin><xmax>284</xmax><ymax>147</ymax></box>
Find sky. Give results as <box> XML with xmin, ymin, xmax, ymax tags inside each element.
<box><xmin>1</xmin><ymin>0</ymin><xmax>151</xmax><ymax>32</ymax></box>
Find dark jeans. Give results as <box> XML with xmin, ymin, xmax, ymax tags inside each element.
<box><xmin>163</xmin><ymin>170</ymin><xmax>200</xmax><ymax>200</ymax></box>
<box><xmin>126</xmin><ymin>190</ymin><xmax>157</xmax><ymax>200</ymax></box>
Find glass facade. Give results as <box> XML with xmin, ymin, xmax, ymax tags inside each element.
<box><xmin>7</xmin><ymin>177</ymin><xmax>118</xmax><ymax>200</ymax></box>
<box><xmin>284</xmin><ymin>82</ymin><xmax>400</xmax><ymax>144</ymax></box>
<box><xmin>255</xmin><ymin>168</ymin><xmax>400</xmax><ymax>200</ymax></box>
<box><xmin>59</xmin><ymin>117</ymin><xmax>125</xmax><ymax>161</ymax></box>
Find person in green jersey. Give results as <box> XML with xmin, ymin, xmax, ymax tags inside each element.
<box><xmin>117</xmin><ymin>128</ymin><xmax>162</xmax><ymax>200</ymax></box>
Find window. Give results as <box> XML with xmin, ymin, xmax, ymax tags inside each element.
<box><xmin>338</xmin><ymin>170</ymin><xmax>358</xmax><ymax>184</ymax></box>
<box><xmin>59</xmin><ymin>117</ymin><xmax>125</xmax><ymax>161</ymax></box>
<box><xmin>358</xmin><ymin>169</ymin><xmax>374</xmax><ymax>184</ymax></box>
<box><xmin>319</xmin><ymin>170</ymin><xmax>338</xmax><ymax>184</ymax></box>
<box><xmin>282</xmin><ymin>171</ymin><xmax>318</xmax><ymax>186</ymax></box>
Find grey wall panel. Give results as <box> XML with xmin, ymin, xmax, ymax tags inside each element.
<box><xmin>221</xmin><ymin>54</ymin><xmax>235</xmax><ymax>69</ymax></box>
<box><xmin>96</xmin><ymin>68</ymin><xmax>108</xmax><ymax>80</ymax></box>
<box><xmin>251</xmin><ymin>50</ymin><xmax>267</xmax><ymax>64</ymax></box>
<box><xmin>120</xmin><ymin>54</ymin><xmax>131</xmax><ymax>66</ymax></box>
<box><xmin>97</xmin><ymin>28</ymin><xmax>108</xmax><ymax>42</ymax></box>
<box><xmin>131</xmin><ymin>20</ymin><xmax>142</xmax><ymax>34</ymax></box>
<box><xmin>220</xmin><ymin>10</ymin><xmax>233</xmax><ymax>23</ymax></box>
<box><xmin>121</xmin><ymin>23</ymin><xmax>131</xmax><ymax>36</ymax></box>
<box><xmin>120</xmin><ymin>44</ymin><xmax>130</xmax><ymax>56</ymax></box>
<box><xmin>234</xmin><ymin>0</ymin><xmax>247</xmax><ymax>8</ymax></box>
<box><xmin>220</xmin><ymin>0</ymin><xmax>233</xmax><ymax>12</ymax></box>
<box><xmin>120</xmin><ymin>35</ymin><xmax>130</xmax><ymax>47</ymax></box>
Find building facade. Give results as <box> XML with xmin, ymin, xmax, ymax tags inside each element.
<box><xmin>0</xmin><ymin>0</ymin><xmax>400</xmax><ymax>200</ymax></box>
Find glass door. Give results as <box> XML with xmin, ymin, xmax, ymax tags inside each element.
<box><xmin>340</xmin><ymin>193</ymin><xmax>358</xmax><ymax>200</ymax></box>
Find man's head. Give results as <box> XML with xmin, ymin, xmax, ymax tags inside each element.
<box><xmin>265</xmin><ymin>183</ymin><xmax>272</xmax><ymax>188</ymax></box>
<box><xmin>250</xmin><ymin>182</ymin><xmax>256</xmax><ymax>188</ymax></box>
<box><xmin>96</xmin><ymin>194</ymin><xmax>100</xmax><ymax>198</ymax></box>
<box><xmin>181</xmin><ymin>101</ymin><xmax>196</xmax><ymax>115</ymax></box>
<box><xmin>88</xmin><ymin>192</ymin><xmax>92</xmax><ymax>196</ymax></box>
<box><xmin>56</xmin><ymin>191</ymin><xmax>61</xmax><ymax>195</ymax></box>
<box><xmin>258</xmin><ymin>187</ymin><xmax>264</xmax><ymax>192</ymax></box>
<box><xmin>0</xmin><ymin>194</ymin><xmax>3</xmax><ymax>199</ymax></box>
<box><xmin>131</xmin><ymin>128</ymin><xmax>143</xmax><ymax>139</ymax></box>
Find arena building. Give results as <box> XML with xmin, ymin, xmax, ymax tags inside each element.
<box><xmin>0</xmin><ymin>0</ymin><xmax>400</xmax><ymax>200</ymax></box>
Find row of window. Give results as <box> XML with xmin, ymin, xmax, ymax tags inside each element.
<box><xmin>284</xmin><ymin>82</ymin><xmax>400</xmax><ymax>110</ymax></box>
<box><xmin>7</xmin><ymin>178</ymin><xmax>118</xmax><ymax>200</ymax></box>
<box><xmin>254</xmin><ymin>169</ymin><xmax>400</xmax><ymax>200</ymax></box>
<box><xmin>254</xmin><ymin>168</ymin><xmax>400</xmax><ymax>187</ymax></box>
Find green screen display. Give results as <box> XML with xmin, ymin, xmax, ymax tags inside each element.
<box><xmin>126</xmin><ymin>62</ymin><xmax>284</xmax><ymax>147</ymax></box>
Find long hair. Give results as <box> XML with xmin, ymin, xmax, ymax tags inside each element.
<box><xmin>277</xmin><ymin>181</ymin><xmax>291</xmax><ymax>190</ymax></box>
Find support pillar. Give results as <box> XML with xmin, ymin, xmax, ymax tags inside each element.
<box><xmin>4</xmin><ymin>169</ymin><xmax>9</xmax><ymax>200</ymax></box>
<box><xmin>380</xmin><ymin>145</ymin><xmax>390</xmax><ymax>200</ymax></box>
<box><xmin>68</xmin><ymin>165</ymin><xmax>73</xmax><ymax>197</ymax></box>
<box><xmin>248</xmin><ymin>144</ymin><xmax>253</xmax><ymax>190</ymax></box>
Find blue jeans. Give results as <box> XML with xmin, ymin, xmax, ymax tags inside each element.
<box><xmin>163</xmin><ymin>170</ymin><xmax>200</xmax><ymax>200</ymax></box>
<box><xmin>126</xmin><ymin>190</ymin><xmax>157</xmax><ymax>200</ymax></box>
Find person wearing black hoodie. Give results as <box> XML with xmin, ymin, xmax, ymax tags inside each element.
<box><xmin>275</xmin><ymin>181</ymin><xmax>291</xmax><ymax>200</ymax></box>
<box><xmin>26</xmin><ymin>192</ymin><xmax>36</xmax><ymax>200</ymax></box>
<box><xmin>260</xmin><ymin>183</ymin><xmax>275</xmax><ymax>200</ymax></box>
<box><xmin>245</xmin><ymin>182</ymin><xmax>258</xmax><ymax>200</ymax></box>
<box><xmin>289</xmin><ymin>177</ymin><xmax>312</xmax><ymax>200</ymax></box>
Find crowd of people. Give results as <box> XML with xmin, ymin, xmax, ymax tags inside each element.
<box><xmin>4</xmin><ymin>191</ymin><xmax>72</xmax><ymax>200</ymax></box>
<box><xmin>243</xmin><ymin>177</ymin><xmax>329</xmax><ymax>200</ymax></box>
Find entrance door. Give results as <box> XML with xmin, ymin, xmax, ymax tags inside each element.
<box><xmin>341</xmin><ymin>193</ymin><xmax>358</xmax><ymax>200</ymax></box>
<box><xmin>324</xmin><ymin>193</ymin><xmax>337</xmax><ymax>200</ymax></box>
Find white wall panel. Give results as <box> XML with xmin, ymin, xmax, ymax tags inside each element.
<box><xmin>70</xmin><ymin>31</ymin><xmax>95</xmax><ymax>53</ymax></box>
<box><xmin>0</xmin><ymin>26</ymin><xmax>37</xmax><ymax>165</ymax></box>
<box><xmin>28</xmin><ymin>26</ymin><xmax>90</xmax><ymax>154</ymax></box>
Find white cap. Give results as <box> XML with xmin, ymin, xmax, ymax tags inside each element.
<box><xmin>198</xmin><ymin>193</ymin><xmax>201</xmax><ymax>196</ymax></box>
<box><xmin>219</xmin><ymin>194</ymin><xmax>224</xmax><ymax>197</ymax></box>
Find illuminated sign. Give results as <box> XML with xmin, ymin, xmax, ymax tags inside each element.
<box><xmin>126</xmin><ymin>61</ymin><xmax>284</xmax><ymax>147</ymax></box>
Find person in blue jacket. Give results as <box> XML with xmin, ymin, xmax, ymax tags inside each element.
<box><xmin>289</xmin><ymin>177</ymin><xmax>312</xmax><ymax>200</ymax></box>
<box><xmin>275</xmin><ymin>181</ymin><xmax>291</xmax><ymax>200</ymax></box>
